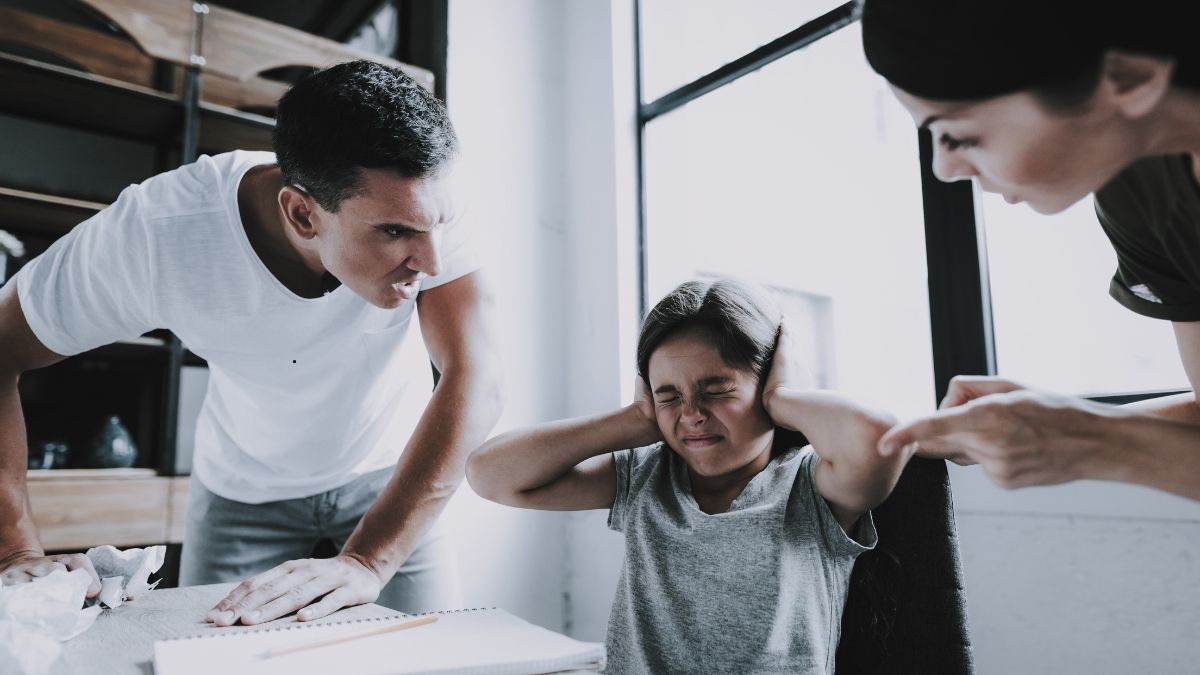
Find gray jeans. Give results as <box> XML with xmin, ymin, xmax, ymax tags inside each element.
<box><xmin>179</xmin><ymin>467</ymin><xmax>462</xmax><ymax>614</ymax></box>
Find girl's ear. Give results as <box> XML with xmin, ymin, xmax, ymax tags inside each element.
<box><xmin>1097</xmin><ymin>49</ymin><xmax>1174</xmax><ymax>120</ymax></box>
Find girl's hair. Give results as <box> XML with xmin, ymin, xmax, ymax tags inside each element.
<box><xmin>636</xmin><ymin>279</ymin><xmax>781</xmax><ymax>384</ymax></box>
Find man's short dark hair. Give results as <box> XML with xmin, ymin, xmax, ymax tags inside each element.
<box><xmin>272</xmin><ymin>59</ymin><xmax>458</xmax><ymax>213</ymax></box>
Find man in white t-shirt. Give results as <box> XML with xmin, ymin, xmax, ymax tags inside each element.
<box><xmin>0</xmin><ymin>61</ymin><xmax>502</xmax><ymax>625</ymax></box>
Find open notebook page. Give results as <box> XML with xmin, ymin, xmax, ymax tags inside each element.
<box><xmin>153</xmin><ymin>607</ymin><xmax>604</xmax><ymax>675</ymax></box>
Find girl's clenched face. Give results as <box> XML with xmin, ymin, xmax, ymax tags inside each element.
<box><xmin>647</xmin><ymin>328</ymin><xmax>775</xmax><ymax>480</ymax></box>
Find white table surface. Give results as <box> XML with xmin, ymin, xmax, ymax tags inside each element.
<box><xmin>49</xmin><ymin>582</ymin><xmax>400</xmax><ymax>675</ymax></box>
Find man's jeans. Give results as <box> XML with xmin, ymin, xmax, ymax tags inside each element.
<box><xmin>179</xmin><ymin>466</ymin><xmax>462</xmax><ymax>613</ymax></box>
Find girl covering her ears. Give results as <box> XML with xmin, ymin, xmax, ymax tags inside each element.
<box><xmin>860</xmin><ymin>0</ymin><xmax>1200</xmax><ymax>501</ymax></box>
<box><xmin>467</xmin><ymin>279</ymin><xmax>912</xmax><ymax>674</ymax></box>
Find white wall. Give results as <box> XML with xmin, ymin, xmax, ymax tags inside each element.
<box><xmin>441</xmin><ymin>0</ymin><xmax>572</xmax><ymax>630</ymax></box>
<box><xmin>440</xmin><ymin>0</ymin><xmax>637</xmax><ymax>638</ymax></box>
<box><xmin>557</xmin><ymin>0</ymin><xmax>640</xmax><ymax>641</ymax></box>
<box><xmin>956</xmin><ymin>508</ymin><xmax>1200</xmax><ymax>674</ymax></box>
<box><xmin>952</xmin><ymin>428</ymin><xmax>1200</xmax><ymax>674</ymax></box>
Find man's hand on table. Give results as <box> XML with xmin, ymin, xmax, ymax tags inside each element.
<box><xmin>0</xmin><ymin>550</ymin><xmax>102</xmax><ymax>597</ymax></box>
<box><xmin>204</xmin><ymin>553</ymin><xmax>386</xmax><ymax>626</ymax></box>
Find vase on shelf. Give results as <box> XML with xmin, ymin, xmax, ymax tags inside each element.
<box><xmin>28</xmin><ymin>440</ymin><xmax>69</xmax><ymax>470</ymax></box>
<box><xmin>79</xmin><ymin>416</ymin><xmax>139</xmax><ymax>469</ymax></box>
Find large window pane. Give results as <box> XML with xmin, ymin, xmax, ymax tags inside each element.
<box><xmin>643</xmin><ymin>23</ymin><xmax>934</xmax><ymax>419</ymax></box>
<box><xmin>982</xmin><ymin>193</ymin><xmax>1189</xmax><ymax>395</ymax></box>
<box><xmin>639</xmin><ymin>0</ymin><xmax>844</xmax><ymax>104</ymax></box>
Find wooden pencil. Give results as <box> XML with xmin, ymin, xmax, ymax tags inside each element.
<box><xmin>263</xmin><ymin>614</ymin><xmax>438</xmax><ymax>658</ymax></box>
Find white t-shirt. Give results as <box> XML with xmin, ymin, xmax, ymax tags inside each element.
<box><xmin>16</xmin><ymin>151</ymin><xmax>479</xmax><ymax>503</ymax></box>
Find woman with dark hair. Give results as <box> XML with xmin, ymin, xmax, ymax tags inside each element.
<box><xmin>860</xmin><ymin>0</ymin><xmax>1200</xmax><ymax>501</ymax></box>
<box><xmin>467</xmin><ymin>278</ymin><xmax>911</xmax><ymax>673</ymax></box>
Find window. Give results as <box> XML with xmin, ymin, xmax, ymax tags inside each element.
<box><xmin>641</xmin><ymin>21</ymin><xmax>935</xmax><ymax>418</ymax></box>
<box><xmin>982</xmin><ymin>192</ymin><xmax>1188</xmax><ymax>395</ymax></box>
<box><xmin>638</xmin><ymin>0</ymin><xmax>843</xmax><ymax>102</ymax></box>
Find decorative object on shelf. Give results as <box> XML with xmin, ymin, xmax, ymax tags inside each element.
<box><xmin>0</xmin><ymin>229</ymin><xmax>25</xmax><ymax>284</ymax></box>
<box><xmin>79</xmin><ymin>416</ymin><xmax>139</xmax><ymax>468</ymax></box>
<box><xmin>27</xmin><ymin>440</ymin><xmax>69</xmax><ymax>470</ymax></box>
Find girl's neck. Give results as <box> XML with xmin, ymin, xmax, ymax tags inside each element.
<box><xmin>687</xmin><ymin>435</ymin><xmax>776</xmax><ymax>515</ymax></box>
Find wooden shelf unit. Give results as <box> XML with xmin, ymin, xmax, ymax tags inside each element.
<box><xmin>28</xmin><ymin>470</ymin><xmax>190</xmax><ymax>551</ymax></box>
<box><xmin>0</xmin><ymin>51</ymin><xmax>180</xmax><ymax>144</ymax></box>
<box><xmin>0</xmin><ymin>52</ymin><xmax>274</xmax><ymax>154</ymax></box>
<box><xmin>0</xmin><ymin>185</ymin><xmax>105</xmax><ymax>237</ymax></box>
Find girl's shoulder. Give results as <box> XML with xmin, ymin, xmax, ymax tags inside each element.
<box><xmin>613</xmin><ymin>441</ymin><xmax>670</xmax><ymax>482</ymax></box>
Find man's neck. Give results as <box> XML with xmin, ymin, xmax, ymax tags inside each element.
<box><xmin>237</xmin><ymin>165</ymin><xmax>331</xmax><ymax>298</ymax></box>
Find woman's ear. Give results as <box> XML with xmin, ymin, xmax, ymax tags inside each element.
<box><xmin>1098</xmin><ymin>49</ymin><xmax>1174</xmax><ymax>119</ymax></box>
<box><xmin>278</xmin><ymin>185</ymin><xmax>320</xmax><ymax>241</ymax></box>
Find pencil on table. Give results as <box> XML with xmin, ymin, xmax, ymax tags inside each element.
<box><xmin>262</xmin><ymin>614</ymin><xmax>438</xmax><ymax>658</ymax></box>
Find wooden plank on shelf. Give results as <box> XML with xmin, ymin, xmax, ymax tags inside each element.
<box><xmin>0</xmin><ymin>7</ymin><xmax>157</xmax><ymax>88</ymax></box>
<box><xmin>0</xmin><ymin>52</ymin><xmax>181</xmax><ymax>144</ymax></box>
<box><xmin>198</xmin><ymin>102</ymin><xmax>275</xmax><ymax>153</ymax></box>
<box><xmin>166</xmin><ymin>476</ymin><xmax>190</xmax><ymax>544</ymax></box>
<box><xmin>73</xmin><ymin>0</ymin><xmax>194</xmax><ymax>68</ymax></box>
<box><xmin>29</xmin><ymin>474</ymin><xmax>170</xmax><ymax>550</ymax></box>
<box><xmin>27</xmin><ymin>468</ymin><xmax>157</xmax><ymax>481</ymax></box>
<box><xmin>76</xmin><ymin>0</ymin><xmax>434</xmax><ymax>92</ymax></box>
<box><xmin>203</xmin><ymin>4</ymin><xmax>435</xmax><ymax>91</ymax></box>
<box><xmin>0</xmin><ymin>186</ymin><xmax>105</xmax><ymax>236</ymax></box>
<box><xmin>201</xmin><ymin>71</ymin><xmax>289</xmax><ymax>113</ymax></box>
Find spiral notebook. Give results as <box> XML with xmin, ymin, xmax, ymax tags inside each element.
<box><xmin>152</xmin><ymin>607</ymin><xmax>605</xmax><ymax>675</ymax></box>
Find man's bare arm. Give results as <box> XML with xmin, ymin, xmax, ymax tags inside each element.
<box><xmin>206</xmin><ymin>271</ymin><xmax>503</xmax><ymax>625</ymax></box>
<box><xmin>0</xmin><ymin>282</ymin><xmax>101</xmax><ymax>594</ymax></box>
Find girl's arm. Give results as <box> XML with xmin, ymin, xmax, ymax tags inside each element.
<box><xmin>467</xmin><ymin>382</ymin><xmax>662</xmax><ymax>511</ymax></box>
<box><xmin>763</xmin><ymin>322</ymin><xmax>909</xmax><ymax>532</ymax></box>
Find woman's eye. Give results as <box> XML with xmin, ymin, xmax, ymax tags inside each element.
<box><xmin>938</xmin><ymin>132</ymin><xmax>977</xmax><ymax>151</ymax></box>
<box><xmin>656</xmin><ymin>397</ymin><xmax>680</xmax><ymax>407</ymax></box>
<box><xmin>702</xmin><ymin>388</ymin><xmax>735</xmax><ymax>397</ymax></box>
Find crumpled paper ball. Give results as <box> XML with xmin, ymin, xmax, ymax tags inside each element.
<box><xmin>85</xmin><ymin>545</ymin><xmax>166</xmax><ymax>609</ymax></box>
<box><xmin>0</xmin><ymin>545</ymin><xmax>166</xmax><ymax>675</ymax></box>
<box><xmin>0</xmin><ymin>568</ymin><xmax>101</xmax><ymax>675</ymax></box>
